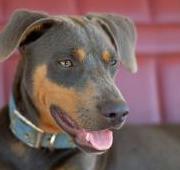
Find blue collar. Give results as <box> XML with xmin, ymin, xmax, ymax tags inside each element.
<box><xmin>8</xmin><ymin>96</ymin><xmax>76</xmax><ymax>149</ymax></box>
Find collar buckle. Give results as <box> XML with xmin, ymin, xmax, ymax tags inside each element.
<box><xmin>48</xmin><ymin>134</ymin><xmax>57</xmax><ymax>150</ymax></box>
<box><xmin>33</xmin><ymin>131</ymin><xmax>57</xmax><ymax>149</ymax></box>
<box><xmin>35</xmin><ymin>131</ymin><xmax>44</xmax><ymax>148</ymax></box>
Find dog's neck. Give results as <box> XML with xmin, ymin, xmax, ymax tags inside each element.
<box><xmin>13</xmin><ymin>58</ymin><xmax>39</xmax><ymax>125</ymax></box>
<box><xmin>17</xmin><ymin>80</ymin><xmax>39</xmax><ymax>125</ymax></box>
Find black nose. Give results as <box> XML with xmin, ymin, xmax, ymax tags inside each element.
<box><xmin>101</xmin><ymin>102</ymin><xmax>129</xmax><ymax>122</ymax></box>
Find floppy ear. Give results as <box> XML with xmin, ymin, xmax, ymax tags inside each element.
<box><xmin>86</xmin><ymin>14</ymin><xmax>137</xmax><ymax>73</ymax></box>
<box><xmin>0</xmin><ymin>9</ymin><xmax>48</xmax><ymax>62</ymax></box>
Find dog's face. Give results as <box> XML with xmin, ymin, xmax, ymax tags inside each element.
<box><xmin>0</xmin><ymin>10</ymin><xmax>137</xmax><ymax>153</ymax></box>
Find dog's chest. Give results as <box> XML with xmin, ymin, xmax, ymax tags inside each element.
<box><xmin>53</xmin><ymin>153</ymin><xmax>97</xmax><ymax>170</ymax></box>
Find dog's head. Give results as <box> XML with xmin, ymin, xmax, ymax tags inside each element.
<box><xmin>0</xmin><ymin>10</ymin><xmax>137</xmax><ymax>154</ymax></box>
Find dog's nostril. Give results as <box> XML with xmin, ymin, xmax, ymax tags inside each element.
<box><xmin>101</xmin><ymin>102</ymin><xmax>129</xmax><ymax>121</ymax></box>
<box><xmin>109</xmin><ymin>112</ymin><xmax>117</xmax><ymax>118</ymax></box>
<box><xmin>107</xmin><ymin>111</ymin><xmax>128</xmax><ymax>120</ymax></box>
<box><xmin>122</xmin><ymin>111</ymin><xmax>129</xmax><ymax>117</ymax></box>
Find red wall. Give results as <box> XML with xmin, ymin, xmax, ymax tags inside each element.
<box><xmin>0</xmin><ymin>0</ymin><xmax>180</xmax><ymax>124</ymax></box>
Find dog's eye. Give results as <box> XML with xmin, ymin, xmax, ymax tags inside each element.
<box><xmin>110</xmin><ymin>59</ymin><xmax>117</xmax><ymax>66</ymax></box>
<box><xmin>57</xmin><ymin>59</ymin><xmax>73</xmax><ymax>68</ymax></box>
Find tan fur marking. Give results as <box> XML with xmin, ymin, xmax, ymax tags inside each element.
<box><xmin>73</xmin><ymin>48</ymin><xmax>86</xmax><ymax>62</ymax></box>
<box><xmin>33</xmin><ymin>65</ymin><xmax>79</xmax><ymax>133</ymax></box>
<box><xmin>33</xmin><ymin>65</ymin><xmax>96</xmax><ymax>133</ymax></box>
<box><xmin>102</xmin><ymin>50</ymin><xmax>111</xmax><ymax>63</ymax></box>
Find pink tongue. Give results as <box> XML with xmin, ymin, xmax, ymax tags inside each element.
<box><xmin>86</xmin><ymin>130</ymin><xmax>113</xmax><ymax>150</ymax></box>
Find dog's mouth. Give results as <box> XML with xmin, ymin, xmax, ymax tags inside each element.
<box><xmin>50</xmin><ymin>105</ymin><xmax>113</xmax><ymax>154</ymax></box>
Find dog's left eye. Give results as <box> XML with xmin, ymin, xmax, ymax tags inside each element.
<box><xmin>57</xmin><ymin>59</ymin><xmax>73</xmax><ymax>68</ymax></box>
<box><xmin>110</xmin><ymin>59</ymin><xmax>117</xmax><ymax>66</ymax></box>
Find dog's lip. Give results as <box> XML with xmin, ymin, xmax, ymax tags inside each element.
<box><xmin>50</xmin><ymin>105</ymin><xmax>80</xmax><ymax>136</ymax></box>
<box><xmin>50</xmin><ymin>105</ymin><xmax>113</xmax><ymax>153</ymax></box>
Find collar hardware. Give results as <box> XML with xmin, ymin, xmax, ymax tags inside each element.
<box><xmin>49</xmin><ymin>134</ymin><xmax>57</xmax><ymax>149</ymax></box>
<box><xmin>35</xmin><ymin>130</ymin><xmax>44</xmax><ymax>148</ymax></box>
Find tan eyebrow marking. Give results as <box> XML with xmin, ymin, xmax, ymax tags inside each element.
<box><xmin>73</xmin><ymin>48</ymin><xmax>86</xmax><ymax>62</ymax></box>
<box><xmin>101</xmin><ymin>50</ymin><xmax>111</xmax><ymax>63</ymax></box>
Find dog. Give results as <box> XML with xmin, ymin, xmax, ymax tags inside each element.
<box><xmin>0</xmin><ymin>10</ymin><xmax>180</xmax><ymax>170</ymax></box>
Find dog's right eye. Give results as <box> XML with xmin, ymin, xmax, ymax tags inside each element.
<box><xmin>57</xmin><ymin>59</ymin><xmax>73</xmax><ymax>68</ymax></box>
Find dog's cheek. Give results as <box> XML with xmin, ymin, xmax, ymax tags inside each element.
<box><xmin>32</xmin><ymin>65</ymin><xmax>82</xmax><ymax>133</ymax></box>
<box><xmin>75</xmin><ymin>82</ymin><xmax>113</xmax><ymax>130</ymax></box>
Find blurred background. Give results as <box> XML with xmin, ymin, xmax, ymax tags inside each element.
<box><xmin>0</xmin><ymin>0</ymin><xmax>180</xmax><ymax>124</ymax></box>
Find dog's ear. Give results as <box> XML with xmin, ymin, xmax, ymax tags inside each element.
<box><xmin>86</xmin><ymin>14</ymin><xmax>137</xmax><ymax>73</ymax></box>
<box><xmin>0</xmin><ymin>9</ymin><xmax>51</xmax><ymax>62</ymax></box>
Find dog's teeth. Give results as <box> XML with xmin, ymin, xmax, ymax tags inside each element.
<box><xmin>86</xmin><ymin>133</ymin><xmax>90</xmax><ymax>141</ymax></box>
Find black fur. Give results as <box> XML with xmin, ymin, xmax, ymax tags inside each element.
<box><xmin>0</xmin><ymin>10</ymin><xmax>180</xmax><ymax>170</ymax></box>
